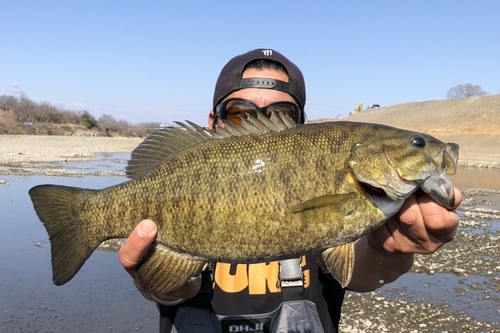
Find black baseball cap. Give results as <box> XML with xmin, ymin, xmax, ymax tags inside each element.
<box><xmin>213</xmin><ymin>49</ymin><xmax>306</xmax><ymax>123</ymax></box>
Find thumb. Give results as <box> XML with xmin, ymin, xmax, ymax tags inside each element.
<box><xmin>119</xmin><ymin>219</ymin><xmax>158</xmax><ymax>273</ymax></box>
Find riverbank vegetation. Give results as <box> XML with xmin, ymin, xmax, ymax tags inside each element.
<box><xmin>0</xmin><ymin>95</ymin><xmax>161</xmax><ymax>137</ymax></box>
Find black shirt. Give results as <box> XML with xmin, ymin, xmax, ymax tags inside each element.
<box><xmin>159</xmin><ymin>254</ymin><xmax>345</xmax><ymax>333</ymax></box>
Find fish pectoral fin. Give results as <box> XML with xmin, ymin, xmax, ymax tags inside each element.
<box><xmin>291</xmin><ymin>193</ymin><xmax>357</xmax><ymax>214</ymax></box>
<box><xmin>313</xmin><ymin>251</ymin><xmax>329</xmax><ymax>273</ymax></box>
<box><xmin>136</xmin><ymin>242</ymin><xmax>208</xmax><ymax>295</ymax></box>
<box><xmin>320</xmin><ymin>243</ymin><xmax>355</xmax><ymax>288</ymax></box>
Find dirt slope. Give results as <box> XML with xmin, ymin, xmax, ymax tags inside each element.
<box><xmin>319</xmin><ymin>95</ymin><xmax>500</xmax><ymax>166</ymax></box>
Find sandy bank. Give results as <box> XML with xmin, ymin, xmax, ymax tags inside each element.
<box><xmin>0</xmin><ymin>135</ymin><xmax>142</xmax><ymax>175</ymax></box>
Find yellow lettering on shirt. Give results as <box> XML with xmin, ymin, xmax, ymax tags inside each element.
<box><xmin>248</xmin><ymin>262</ymin><xmax>280</xmax><ymax>294</ymax></box>
<box><xmin>215</xmin><ymin>256</ymin><xmax>310</xmax><ymax>295</ymax></box>
<box><xmin>215</xmin><ymin>263</ymin><xmax>248</xmax><ymax>293</ymax></box>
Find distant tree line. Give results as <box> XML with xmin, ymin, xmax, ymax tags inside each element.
<box><xmin>0</xmin><ymin>94</ymin><xmax>162</xmax><ymax>136</ymax></box>
<box><xmin>446</xmin><ymin>83</ymin><xmax>488</xmax><ymax>99</ymax></box>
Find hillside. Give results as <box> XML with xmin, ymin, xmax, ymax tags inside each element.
<box><xmin>341</xmin><ymin>94</ymin><xmax>500</xmax><ymax>135</ymax></box>
<box><xmin>325</xmin><ymin>95</ymin><xmax>500</xmax><ymax>166</ymax></box>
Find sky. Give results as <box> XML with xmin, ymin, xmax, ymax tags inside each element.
<box><xmin>1</xmin><ymin>1</ymin><xmax>499</xmax><ymax>125</ymax></box>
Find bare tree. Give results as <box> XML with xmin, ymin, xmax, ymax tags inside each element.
<box><xmin>59</xmin><ymin>110</ymin><xmax>81</xmax><ymax>124</ymax></box>
<box><xmin>13</xmin><ymin>95</ymin><xmax>37</xmax><ymax>122</ymax></box>
<box><xmin>98</xmin><ymin>114</ymin><xmax>131</xmax><ymax>136</ymax></box>
<box><xmin>446</xmin><ymin>84</ymin><xmax>488</xmax><ymax>99</ymax></box>
<box><xmin>0</xmin><ymin>94</ymin><xmax>160</xmax><ymax>136</ymax></box>
<box><xmin>97</xmin><ymin>114</ymin><xmax>117</xmax><ymax>131</ymax></box>
<box><xmin>0</xmin><ymin>95</ymin><xmax>16</xmax><ymax>113</ymax></box>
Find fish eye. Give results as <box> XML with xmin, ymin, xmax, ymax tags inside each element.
<box><xmin>410</xmin><ymin>136</ymin><xmax>426</xmax><ymax>148</ymax></box>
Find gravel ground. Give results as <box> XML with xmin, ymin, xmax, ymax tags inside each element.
<box><xmin>339</xmin><ymin>188</ymin><xmax>500</xmax><ymax>332</ymax></box>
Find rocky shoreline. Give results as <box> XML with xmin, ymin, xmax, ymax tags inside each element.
<box><xmin>340</xmin><ymin>188</ymin><xmax>500</xmax><ymax>332</ymax></box>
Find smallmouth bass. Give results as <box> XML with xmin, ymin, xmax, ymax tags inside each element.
<box><xmin>29</xmin><ymin>113</ymin><xmax>458</xmax><ymax>293</ymax></box>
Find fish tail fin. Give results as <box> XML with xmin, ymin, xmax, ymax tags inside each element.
<box><xmin>314</xmin><ymin>242</ymin><xmax>355</xmax><ymax>288</ymax></box>
<box><xmin>29</xmin><ymin>184</ymin><xmax>100</xmax><ymax>286</ymax></box>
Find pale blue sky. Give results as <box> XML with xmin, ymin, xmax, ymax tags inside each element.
<box><xmin>1</xmin><ymin>1</ymin><xmax>499</xmax><ymax>125</ymax></box>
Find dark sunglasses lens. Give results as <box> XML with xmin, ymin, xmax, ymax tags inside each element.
<box><xmin>267</xmin><ymin>103</ymin><xmax>298</xmax><ymax>121</ymax></box>
<box><xmin>220</xmin><ymin>99</ymin><xmax>300</xmax><ymax>125</ymax></box>
<box><xmin>224</xmin><ymin>100</ymin><xmax>258</xmax><ymax>125</ymax></box>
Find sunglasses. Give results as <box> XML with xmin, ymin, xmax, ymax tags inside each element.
<box><xmin>215</xmin><ymin>98</ymin><xmax>302</xmax><ymax>126</ymax></box>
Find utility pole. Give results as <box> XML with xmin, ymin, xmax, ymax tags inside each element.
<box><xmin>13</xmin><ymin>81</ymin><xmax>20</xmax><ymax>100</ymax></box>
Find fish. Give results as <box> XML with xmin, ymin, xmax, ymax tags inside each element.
<box><xmin>28</xmin><ymin>113</ymin><xmax>459</xmax><ymax>293</ymax></box>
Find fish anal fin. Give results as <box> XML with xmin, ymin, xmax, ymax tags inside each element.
<box><xmin>320</xmin><ymin>242</ymin><xmax>355</xmax><ymax>288</ymax></box>
<box><xmin>291</xmin><ymin>193</ymin><xmax>357</xmax><ymax>214</ymax></box>
<box><xmin>136</xmin><ymin>243</ymin><xmax>208</xmax><ymax>295</ymax></box>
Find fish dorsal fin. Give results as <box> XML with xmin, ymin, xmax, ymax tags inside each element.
<box><xmin>217</xmin><ymin>111</ymin><xmax>296</xmax><ymax>138</ymax></box>
<box><xmin>125</xmin><ymin>112</ymin><xmax>296</xmax><ymax>179</ymax></box>
<box><xmin>243</xmin><ymin>110</ymin><xmax>296</xmax><ymax>133</ymax></box>
<box><xmin>125</xmin><ymin>122</ymin><xmax>217</xmax><ymax>179</ymax></box>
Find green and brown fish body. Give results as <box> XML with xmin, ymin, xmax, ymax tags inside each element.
<box><xmin>29</xmin><ymin>113</ymin><xmax>458</xmax><ymax>293</ymax></box>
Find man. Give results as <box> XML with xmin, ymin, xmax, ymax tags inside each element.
<box><xmin>120</xmin><ymin>49</ymin><xmax>461</xmax><ymax>332</ymax></box>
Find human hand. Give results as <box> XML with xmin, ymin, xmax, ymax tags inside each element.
<box><xmin>366</xmin><ymin>187</ymin><xmax>462</xmax><ymax>254</ymax></box>
<box><xmin>119</xmin><ymin>219</ymin><xmax>201</xmax><ymax>302</ymax></box>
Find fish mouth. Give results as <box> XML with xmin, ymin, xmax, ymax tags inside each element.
<box><xmin>419</xmin><ymin>172</ymin><xmax>455</xmax><ymax>209</ymax></box>
<box><xmin>356</xmin><ymin>179</ymin><xmax>407</xmax><ymax>216</ymax></box>
<box><xmin>358</xmin><ymin>181</ymin><xmax>388</xmax><ymax>198</ymax></box>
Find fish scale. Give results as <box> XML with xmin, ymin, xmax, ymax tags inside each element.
<box><xmin>29</xmin><ymin>113</ymin><xmax>458</xmax><ymax>293</ymax></box>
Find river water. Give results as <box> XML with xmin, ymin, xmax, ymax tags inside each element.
<box><xmin>0</xmin><ymin>158</ymin><xmax>499</xmax><ymax>332</ymax></box>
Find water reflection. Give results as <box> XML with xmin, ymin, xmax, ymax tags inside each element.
<box><xmin>56</xmin><ymin>152</ymin><xmax>131</xmax><ymax>175</ymax></box>
<box><xmin>0</xmin><ymin>175</ymin><xmax>159</xmax><ymax>332</ymax></box>
<box><xmin>381</xmin><ymin>272</ymin><xmax>498</xmax><ymax>321</ymax></box>
<box><xmin>451</xmin><ymin>166</ymin><xmax>500</xmax><ymax>191</ymax></box>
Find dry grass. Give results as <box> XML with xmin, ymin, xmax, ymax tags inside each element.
<box><xmin>322</xmin><ymin>94</ymin><xmax>500</xmax><ymax>163</ymax></box>
<box><xmin>339</xmin><ymin>94</ymin><xmax>500</xmax><ymax>135</ymax></box>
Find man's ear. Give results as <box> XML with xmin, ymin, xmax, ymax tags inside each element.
<box><xmin>208</xmin><ymin>110</ymin><xmax>225</xmax><ymax>131</ymax></box>
<box><xmin>208</xmin><ymin>110</ymin><xmax>216</xmax><ymax>130</ymax></box>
